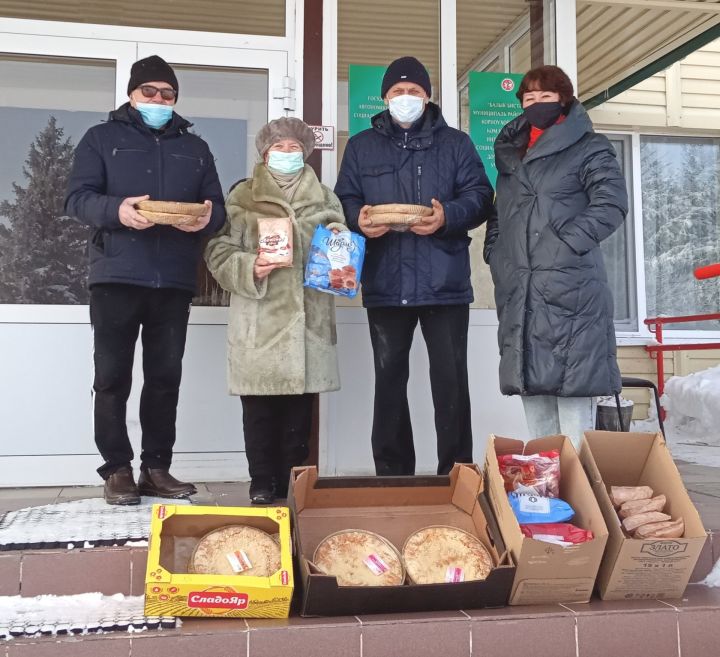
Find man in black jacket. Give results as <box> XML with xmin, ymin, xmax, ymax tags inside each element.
<box><xmin>65</xmin><ymin>55</ymin><xmax>226</xmax><ymax>504</ymax></box>
<box><xmin>335</xmin><ymin>56</ymin><xmax>493</xmax><ymax>476</ymax></box>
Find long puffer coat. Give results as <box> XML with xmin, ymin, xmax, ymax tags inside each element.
<box><xmin>204</xmin><ymin>163</ymin><xmax>345</xmax><ymax>396</ymax></box>
<box><xmin>484</xmin><ymin>101</ymin><xmax>628</xmax><ymax>397</ymax></box>
<box><xmin>335</xmin><ymin>103</ymin><xmax>493</xmax><ymax>307</ymax></box>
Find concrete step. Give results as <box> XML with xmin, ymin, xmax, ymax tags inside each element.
<box><xmin>0</xmin><ymin>546</ymin><xmax>147</xmax><ymax>598</ymax></box>
<box><xmin>2</xmin><ymin>585</ymin><xmax>720</xmax><ymax>657</ymax></box>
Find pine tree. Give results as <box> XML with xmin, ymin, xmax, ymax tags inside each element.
<box><xmin>642</xmin><ymin>141</ymin><xmax>720</xmax><ymax>325</ymax></box>
<box><xmin>0</xmin><ymin>116</ymin><xmax>89</xmax><ymax>304</ymax></box>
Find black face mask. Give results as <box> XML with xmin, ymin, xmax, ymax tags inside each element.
<box><xmin>523</xmin><ymin>101</ymin><xmax>564</xmax><ymax>129</ymax></box>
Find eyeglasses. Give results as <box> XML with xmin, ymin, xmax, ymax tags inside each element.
<box><xmin>138</xmin><ymin>84</ymin><xmax>177</xmax><ymax>101</ymax></box>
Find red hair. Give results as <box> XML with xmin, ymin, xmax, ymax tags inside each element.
<box><xmin>517</xmin><ymin>66</ymin><xmax>575</xmax><ymax>106</ymax></box>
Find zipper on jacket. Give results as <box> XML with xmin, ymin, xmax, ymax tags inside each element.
<box><xmin>155</xmin><ymin>136</ymin><xmax>162</xmax><ymax>288</ymax></box>
<box><xmin>403</xmin><ymin>132</ymin><xmax>408</xmax><ymax>149</ymax></box>
<box><xmin>171</xmin><ymin>153</ymin><xmax>204</xmax><ymax>166</ymax></box>
<box><xmin>112</xmin><ymin>147</ymin><xmax>147</xmax><ymax>156</ymax></box>
<box><xmin>416</xmin><ymin>165</ymin><xmax>422</xmax><ymax>204</ymax></box>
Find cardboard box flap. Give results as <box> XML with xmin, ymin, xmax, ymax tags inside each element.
<box><xmin>291</xmin><ymin>465</ymin><xmax>485</xmax><ymax>511</ymax></box>
<box><xmin>583</xmin><ymin>431</ymin><xmax>656</xmax><ymax>486</ymax></box>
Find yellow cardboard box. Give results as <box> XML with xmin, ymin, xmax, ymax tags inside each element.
<box><xmin>144</xmin><ymin>504</ymin><xmax>293</xmax><ymax>618</ymax></box>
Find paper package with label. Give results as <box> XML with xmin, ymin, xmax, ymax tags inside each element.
<box><xmin>258</xmin><ymin>217</ymin><xmax>293</xmax><ymax>266</ymax></box>
<box><xmin>304</xmin><ymin>225</ymin><xmax>365</xmax><ymax>297</ymax></box>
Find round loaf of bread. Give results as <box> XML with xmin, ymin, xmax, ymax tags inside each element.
<box><xmin>189</xmin><ymin>525</ymin><xmax>281</xmax><ymax>577</ymax></box>
<box><xmin>313</xmin><ymin>529</ymin><xmax>404</xmax><ymax>586</ymax></box>
<box><xmin>135</xmin><ymin>209</ymin><xmax>197</xmax><ymax>225</ymax></box>
<box><xmin>136</xmin><ymin>200</ymin><xmax>208</xmax><ymax>216</ymax></box>
<box><xmin>368</xmin><ymin>212</ymin><xmax>426</xmax><ymax>226</ymax></box>
<box><xmin>368</xmin><ymin>204</ymin><xmax>433</xmax><ymax>217</ymax></box>
<box><xmin>402</xmin><ymin>526</ymin><xmax>493</xmax><ymax>584</ymax></box>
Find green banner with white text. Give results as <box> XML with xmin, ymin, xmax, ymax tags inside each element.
<box><xmin>348</xmin><ymin>64</ymin><xmax>386</xmax><ymax>137</ymax></box>
<box><xmin>469</xmin><ymin>72</ymin><xmax>523</xmax><ymax>187</ymax></box>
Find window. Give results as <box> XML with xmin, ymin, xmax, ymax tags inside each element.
<box><xmin>509</xmin><ymin>30</ymin><xmax>530</xmax><ymax>74</ymax></box>
<box><xmin>0</xmin><ymin>54</ymin><xmax>115</xmax><ymax>305</ymax></box>
<box><xmin>602</xmin><ymin>134</ymin><xmax>637</xmax><ymax>330</ymax></box>
<box><xmin>640</xmin><ymin>135</ymin><xmax>720</xmax><ymax>330</ymax></box>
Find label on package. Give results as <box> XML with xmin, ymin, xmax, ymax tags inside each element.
<box><xmin>226</xmin><ymin>550</ymin><xmax>253</xmax><ymax>573</ymax></box>
<box><xmin>363</xmin><ymin>553</ymin><xmax>390</xmax><ymax>576</ymax></box>
<box><xmin>518</xmin><ymin>494</ymin><xmax>551</xmax><ymax>515</ymax></box>
<box><xmin>445</xmin><ymin>566</ymin><xmax>465</xmax><ymax>583</ymax></box>
<box><xmin>531</xmin><ymin>534</ymin><xmax>574</xmax><ymax>547</ymax></box>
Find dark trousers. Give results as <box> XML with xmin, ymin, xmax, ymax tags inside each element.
<box><xmin>367</xmin><ymin>304</ymin><xmax>472</xmax><ymax>476</ymax></box>
<box><xmin>240</xmin><ymin>394</ymin><xmax>314</xmax><ymax>493</ymax></box>
<box><xmin>90</xmin><ymin>284</ymin><xmax>192</xmax><ymax>479</ymax></box>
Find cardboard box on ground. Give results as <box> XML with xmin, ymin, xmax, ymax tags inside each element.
<box><xmin>484</xmin><ymin>434</ymin><xmax>609</xmax><ymax>606</ymax></box>
<box><xmin>580</xmin><ymin>431</ymin><xmax>707</xmax><ymax>600</ymax></box>
<box><xmin>289</xmin><ymin>464</ymin><xmax>516</xmax><ymax>616</ymax></box>
<box><xmin>144</xmin><ymin>504</ymin><xmax>294</xmax><ymax>618</ymax></box>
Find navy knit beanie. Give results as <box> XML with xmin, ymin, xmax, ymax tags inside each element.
<box><xmin>381</xmin><ymin>57</ymin><xmax>431</xmax><ymax>99</ymax></box>
<box><xmin>127</xmin><ymin>55</ymin><xmax>179</xmax><ymax>99</ymax></box>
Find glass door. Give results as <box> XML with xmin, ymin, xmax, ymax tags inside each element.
<box><xmin>136</xmin><ymin>43</ymin><xmax>289</xmax><ymax>317</ymax></box>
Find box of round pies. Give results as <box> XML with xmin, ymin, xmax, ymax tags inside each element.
<box><xmin>144</xmin><ymin>504</ymin><xmax>293</xmax><ymax>618</ymax></box>
<box><xmin>289</xmin><ymin>464</ymin><xmax>515</xmax><ymax>616</ymax></box>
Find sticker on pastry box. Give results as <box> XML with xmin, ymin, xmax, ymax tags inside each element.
<box><xmin>363</xmin><ymin>553</ymin><xmax>390</xmax><ymax>576</ymax></box>
<box><xmin>226</xmin><ymin>549</ymin><xmax>253</xmax><ymax>573</ymax></box>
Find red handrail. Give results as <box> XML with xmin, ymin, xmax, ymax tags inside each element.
<box><xmin>642</xmin><ymin>264</ymin><xmax>720</xmax><ymax>419</ymax></box>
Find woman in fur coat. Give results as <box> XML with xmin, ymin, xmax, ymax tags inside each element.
<box><xmin>205</xmin><ymin>118</ymin><xmax>346</xmax><ymax>504</ymax></box>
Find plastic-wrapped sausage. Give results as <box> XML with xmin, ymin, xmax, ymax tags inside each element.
<box><xmin>634</xmin><ymin>517</ymin><xmax>685</xmax><ymax>539</ymax></box>
<box><xmin>622</xmin><ymin>511</ymin><xmax>671</xmax><ymax>533</ymax></box>
<box><xmin>609</xmin><ymin>486</ymin><xmax>653</xmax><ymax>507</ymax></box>
<box><xmin>618</xmin><ymin>494</ymin><xmax>666</xmax><ymax>519</ymax></box>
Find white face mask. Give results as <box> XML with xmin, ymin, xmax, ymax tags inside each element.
<box><xmin>388</xmin><ymin>94</ymin><xmax>426</xmax><ymax>124</ymax></box>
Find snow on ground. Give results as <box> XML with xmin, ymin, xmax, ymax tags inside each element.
<box><xmin>630</xmin><ymin>364</ymin><xmax>720</xmax><ymax>467</ymax></box>
<box><xmin>0</xmin><ymin>496</ymin><xmax>189</xmax><ymax>547</ymax></box>
<box><xmin>704</xmin><ymin>558</ymin><xmax>720</xmax><ymax>588</ymax></box>
<box><xmin>0</xmin><ymin>592</ymin><xmax>179</xmax><ymax>638</ymax></box>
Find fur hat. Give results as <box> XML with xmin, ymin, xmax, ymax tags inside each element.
<box><xmin>381</xmin><ymin>57</ymin><xmax>431</xmax><ymax>99</ymax></box>
<box><xmin>127</xmin><ymin>55</ymin><xmax>179</xmax><ymax>99</ymax></box>
<box><xmin>255</xmin><ymin>118</ymin><xmax>315</xmax><ymax>159</ymax></box>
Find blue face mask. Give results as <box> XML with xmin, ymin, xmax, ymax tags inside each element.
<box><xmin>136</xmin><ymin>102</ymin><xmax>173</xmax><ymax>129</ymax></box>
<box><xmin>267</xmin><ymin>150</ymin><xmax>305</xmax><ymax>175</ymax></box>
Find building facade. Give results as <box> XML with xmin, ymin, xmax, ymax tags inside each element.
<box><xmin>1</xmin><ymin>0</ymin><xmax>719</xmax><ymax>484</ymax></box>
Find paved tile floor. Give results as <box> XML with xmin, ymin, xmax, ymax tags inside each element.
<box><xmin>1</xmin><ymin>462</ymin><xmax>719</xmax><ymax>657</ymax></box>
<box><xmin>0</xmin><ymin>461</ymin><xmax>718</xmax><ymax>523</ymax></box>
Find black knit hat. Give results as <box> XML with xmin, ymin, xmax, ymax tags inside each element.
<box><xmin>381</xmin><ymin>57</ymin><xmax>431</xmax><ymax>99</ymax></box>
<box><xmin>127</xmin><ymin>55</ymin><xmax>179</xmax><ymax>99</ymax></box>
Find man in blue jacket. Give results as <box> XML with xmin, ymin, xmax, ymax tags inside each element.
<box><xmin>335</xmin><ymin>56</ymin><xmax>493</xmax><ymax>476</ymax></box>
<box><xmin>65</xmin><ymin>56</ymin><xmax>226</xmax><ymax>504</ymax></box>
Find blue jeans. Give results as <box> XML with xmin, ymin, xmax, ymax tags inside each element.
<box><xmin>521</xmin><ymin>395</ymin><xmax>596</xmax><ymax>451</ymax></box>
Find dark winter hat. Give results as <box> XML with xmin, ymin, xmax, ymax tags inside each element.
<box><xmin>127</xmin><ymin>55</ymin><xmax>179</xmax><ymax>99</ymax></box>
<box><xmin>381</xmin><ymin>56</ymin><xmax>431</xmax><ymax>99</ymax></box>
<box><xmin>255</xmin><ymin>117</ymin><xmax>316</xmax><ymax>159</ymax></box>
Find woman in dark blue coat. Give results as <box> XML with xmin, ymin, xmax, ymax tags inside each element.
<box><xmin>484</xmin><ymin>66</ymin><xmax>628</xmax><ymax>449</ymax></box>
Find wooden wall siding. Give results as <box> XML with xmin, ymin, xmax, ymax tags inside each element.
<box><xmin>0</xmin><ymin>0</ymin><xmax>287</xmax><ymax>35</ymax></box>
<box><xmin>336</xmin><ymin>0</ymin><xmax>529</xmax><ymax>83</ymax></box>
<box><xmin>590</xmin><ymin>35</ymin><xmax>720</xmax><ymax>130</ymax></box>
<box><xmin>576</xmin><ymin>1</ymin><xmax>720</xmax><ymax>102</ymax></box>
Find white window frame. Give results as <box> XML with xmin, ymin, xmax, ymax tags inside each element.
<box><xmin>624</xmin><ymin>128</ymin><xmax>720</xmax><ymax>344</ymax></box>
<box><xmin>596</xmin><ymin>128</ymin><xmax>720</xmax><ymax>344</ymax></box>
<box><xmin>0</xmin><ymin>12</ymin><xmax>301</xmax><ymax>325</ymax></box>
